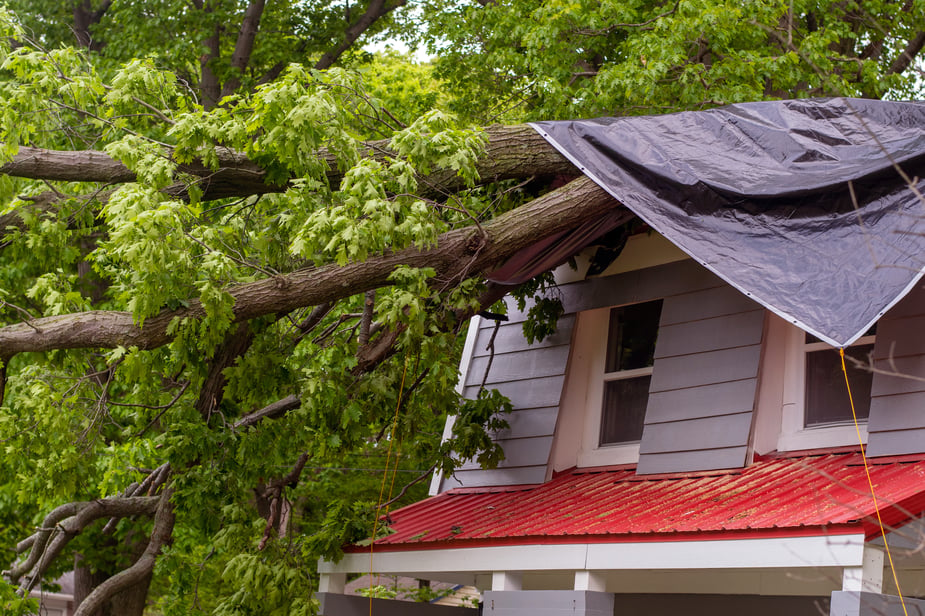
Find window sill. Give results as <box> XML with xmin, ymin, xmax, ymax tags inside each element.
<box><xmin>578</xmin><ymin>442</ymin><xmax>640</xmax><ymax>468</ymax></box>
<box><xmin>777</xmin><ymin>423</ymin><xmax>868</xmax><ymax>452</ymax></box>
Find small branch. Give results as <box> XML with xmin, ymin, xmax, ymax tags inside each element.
<box><xmin>358</xmin><ymin>290</ymin><xmax>375</xmax><ymax>346</ymax></box>
<box><xmin>574</xmin><ymin>0</ymin><xmax>680</xmax><ymax>36</ymax></box>
<box><xmin>376</xmin><ymin>462</ymin><xmax>437</xmax><ymax>511</ymax></box>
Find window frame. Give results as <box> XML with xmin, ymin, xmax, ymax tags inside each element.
<box><xmin>777</xmin><ymin>322</ymin><xmax>872</xmax><ymax>451</ymax></box>
<box><xmin>575</xmin><ymin>304</ymin><xmax>662</xmax><ymax>467</ymax></box>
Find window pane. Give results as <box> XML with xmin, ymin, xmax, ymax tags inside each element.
<box><xmin>805</xmin><ymin>344</ymin><xmax>873</xmax><ymax>426</ymax></box>
<box><xmin>605</xmin><ymin>300</ymin><xmax>663</xmax><ymax>373</ymax></box>
<box><xmin>600</xmin><ymin>375</ymin><xmax>650</xmax><ymax>445</ymax></box>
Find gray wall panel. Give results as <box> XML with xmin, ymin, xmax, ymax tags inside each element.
<box><xmin>870</xmin><ymin>355</ymin><xmax>925</xmax><ymax>396</ymax></box>
<box><xmin>659</xmin><ymin>285</ymin><xmax>763</xmax><ymax>326</ymax></box>
<box><xmin>637</xmin><ymin>288</ymin><xmax>764</xmax><ymax>475</ymax></box>
<box><xmin>639</xmin><ymin>412</ymin><xmax>754</xmax><ymax>454</ymax></box>
<box><xmin>458</xmin><ymin>436</ymin><xmax>555</xmax><ymax>470</ymax></box>
<box><xmin>648</xmin><ymin>346</ymin><xmax>761</xmax><ymax>393</ymax></box>
<box><xmin>865</xmin><ymin>428</ymin><xmax>925</xmax><ymax>457</ymax></box>
<box><xmin>868</xmin><ymin>287</ymin><xmax>925</xmax><ymax>457</ymax></box>
<box><xmin>868</xmin><ymin>392</ymin><xmax>925</xmax><ymax>431</ymax></box>
<box><xmin>635</xmin><ymin>446</ymin><xmax>750</xmax><ymax>474</ymax></box>
<box><xmin>319</xmin><ymin>593</ymin><xmax>477</xmax><ymax>616</ymax></box>
<box><xmin>471</xmin><ymin>317</ymin><xmax>575</xmax><ymax>357</ymax></box>
<box><xmin>645</xmin><ymin>379</ymin><xmax>759</xmax><ymax>424</ymax></box>
<box><xmin>872</xmin><ymin>315</ymin><xmax>925</xmax><ymax>360</ymax></box>
<box><xmin>492</xmin><ymin>406</ymin><xmax>559</xmax><ymax>440</ymax></box>
<box><xmin>654</xmin><ymin>310</ymin><xmax>764</xmax><ymax>359</ymax></box>
<box><xmin>444</xmin><ymin>466</ymin><xmax>548</xmax><ymax>488</ymax></box>
<box><xmin>614</xmin><ymin>593</ymin><xmax>829</xmax><ymax>616</ymax></box>
<box><xmin>461</xmin><ymin>376</ymin><xmax>567</xmax><ymax>410</ymax></box>
<box><xmin>465</xmin><ymin>345</ymin><xmax>571</xmax><ymax>388</ymax></box>
<box><xmin>561</xmin><ymin>260</ymin><xmax>723</xmax><ymax>315</ymax></box>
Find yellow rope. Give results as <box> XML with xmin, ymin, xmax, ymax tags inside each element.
<box><xmin>840</xmin><ymin>348</ymin><xmax>907</xmax><ymax>614</ymax></box>
<box><xmin>369</xmin><ymin>356</ymin><xmax>409</xmax><ymax>616</ymax></box>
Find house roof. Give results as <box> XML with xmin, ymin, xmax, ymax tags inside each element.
<box><xmin>355</xmin><ymin>450</ymin><xmax>925</xmax><ymax>552</ymax></box>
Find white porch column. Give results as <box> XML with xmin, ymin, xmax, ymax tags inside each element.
<box><xmin>841</xmin><ymin>546</ymin><xmax>884</xmax><ymax>593</ymax></box>
<box><xmin>491</xmin><ymin>571</ymin><xmax>523</xmax><ymax>591</ymax></box>
<box><xmin>573</xmin><ymin>571</ymin><xmax>606</xmax><ymax>592</ymax></box>
<box><xmin>318</xmin><ymin>572</ymin><xmax>347</xmax><ymax>594</ymax></box>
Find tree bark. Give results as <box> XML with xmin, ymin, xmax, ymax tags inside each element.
<box><xmin>221</xmin><ymin>0</ymin><xmax>266</xmax><ymax>98</ymax></box>
<box><xmin>0</xmin><ymin>125</ymin><xmax>574</xmax><ymax>201</ymax></box>
<box><xmin>0</xmin><ymin>177</ymin><xmax>615</xmax><ymax>362</ymax></box>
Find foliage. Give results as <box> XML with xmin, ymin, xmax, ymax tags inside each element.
<box><xmin>425</xmin><ymin>0</ymin><xmax>925</xmax><ymax>123</ymax></box>
<box><xmin>0</xmin><ymin>0</ymin><xmax>922</xmax><ymax>614</ymax></box>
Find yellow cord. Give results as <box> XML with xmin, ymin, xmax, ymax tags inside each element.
<box><xmin>840</xmin><ymin>348</ymin><xmax>908</xmax><ymax>614</ymax></box>
<box><xmin>369</xmin><ymin>356</ymin><xmax>409</xmax><ymax>616</ymax></box>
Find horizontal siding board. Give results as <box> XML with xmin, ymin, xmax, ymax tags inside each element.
<box><xmin>654</xmin><ymin>310</ymin><xmax>765</xmax><ymax>359</ymax></box>
<box><xmin>870</xmin><ymin>355</ymin><xmax>925</xmax><ymax>396</ymax></box>
<box><xmin>443</xmin><ymin>466</ymin><xmax>547</xmax><ymax>489</ymax></box>
<box><xmin>458</xmin><ymin>435</ymin><xmax>554</xmax><ymax>470</ymax></box>
<box><xmin>880</xmin><ymin>284</ymin><xmax>925</xmax><ymax>320</ymax></box>
<box><xmin>873</xmin><ymin>315</ymin><xmax>925</xmax><ymax>360</ymax></box>
<box><xmin>559</xmin><ymin>259</ymin><xmax>723</xmax><ymax>315</ymax></box>
<box><xmin>635</xmin><ymin>446</ymin><xmax>750</xmax><ymax>475</ymax></box>
<box><xmin>461</xmin><ymin>375</ymin><xmax>566</xmax><ymax>408</ymax></box>
<box><xmin>638</xmin><ymin>412</ymin><xmax>754</xmax><ymax>454</ymax></box>
<box><xmin>868</xmin><ymin>392</ymin><xmax>925</xmax><ymax>431</ymax></box>
<box><xmin>465</xmin><ymin>345</ymin><xmax>571</xmax><ymax>387</ymax></box>
<box><xmin>648</xmin><ymin>345</ymin><xmax>762</xmax><ymax>393</ymax></box>
<box><xmin>491</xmin><ymin>407</ymin><xmax>559</xmax><ymax>440</ymax></box>
<box><xmin>866</xmin><ymin>428</ymin><xmax>925</xmax><ymax>457</ymax></box>
<box><xmin>659</xmin><ymin>285</ymin><xmax>763</xmax><ymax>326</ymax></box>
<box><xmin>470</xmin><ymin>317</ymin><xmax>574</xmax><ymax>358</ymax></box>
<box><xmin>645</xmin><ymin>379</ymin><xmax>759</xmax><ymax>424</ymax></box>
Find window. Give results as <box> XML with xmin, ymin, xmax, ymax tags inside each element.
<box><xmin>804</xmin><ymin>328</ymin><xmax>875</xmax><ymax>427</ymax></box>
<box><xmin>775</xmin><ymin>319</ymin><xmax>876</xmax><ymax>452</ymax></box>
<box><xmin>599</xmin><ymin>301</ymin><xmax>662</xmax><ymax>445</ymax></box>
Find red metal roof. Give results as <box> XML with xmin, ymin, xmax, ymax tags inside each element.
<box><xmin>355</xmin><ymin>451</ymin><xmax>925</xmax><ymax>552</ymax></box>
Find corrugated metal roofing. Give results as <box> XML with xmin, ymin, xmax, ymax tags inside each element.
<box><xmin>357</xmin><ymin>451</ymin><xmax>925</xmax><ymax>552</ymax></box>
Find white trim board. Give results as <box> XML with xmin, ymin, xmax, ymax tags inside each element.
<box><xmin>320</xmin><ymin>534</ymin><xmax>866</xmax><ymax>576</ymax></box>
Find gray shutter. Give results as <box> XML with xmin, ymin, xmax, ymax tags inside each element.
<box><xmin>867</xmin><ymin>284</ymin><xmax>925</xmax><ymax>457</ymax></box>
<box><xmin>636</xmin><ymin>285</ymin><xmax>765</xmax><ymax>475</ymax></box>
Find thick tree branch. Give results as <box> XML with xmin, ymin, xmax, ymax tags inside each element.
<box><xmin>73</xmin><ymin>489</ymin><xmax>175</xmax><ymax>616</ymax></box>
<box><xmin>222</xmin><ymin>0</ymin><xmax>266</xmax><ymax>99</ymax></box>
<box><xmin>315</xmin><ymin>0</ymin><xmax>406</xmax><ymax>70</ymax></box>
<box><xmin>888</xmin><ymin>31</ymin><xmax>925</xmax><ymax>75</ymax></box>
<box><xmin>1</xmin><ymin>125</ymin><xmax>573</xmax><ymax>201</ymax></box>
<box><xmin>0</xmin><ymin>176</ymin><xmax>613</xmax><ymax>362</ymax></box>
<box><xmin>195</xmin><ymin>322</ymin><xmax>254</xmax><ymax>421</ymax></box>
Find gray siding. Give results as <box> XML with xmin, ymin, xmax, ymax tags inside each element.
<box><xmin>442</xmin><ymin>313</ymin><xmax>576</xmax><ymax>490</ymax></box>
<box><xmin>867</xmin><ymin>285</ymin><xmax>925</xmax><ymax>457</ymax></box>
<box><xmin>636</xmin><ymin>287</ymin><xmax>765</xmax><ymax>475</ymax></box>
<box><xmin>444</xmin><ymin>259</ymin><xmax>766</xmax><ymax>489</ymax></box>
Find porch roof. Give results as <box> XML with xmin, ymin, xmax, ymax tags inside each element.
<box><xmin>353</xmin><ymin>450</ymin><xmax>925</xmax><ymax>552</ymax></box>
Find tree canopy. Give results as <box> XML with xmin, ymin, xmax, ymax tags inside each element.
<box><xmin>0</xmin><ymin>1</ymin><xmax>922</xmax><ymax>615</ymax></box>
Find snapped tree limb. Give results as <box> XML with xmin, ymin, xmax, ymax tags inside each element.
<box><xmin>0</xmin><ymin>176</ymin><xmax>616</xmax><ymax>362</ymax></box>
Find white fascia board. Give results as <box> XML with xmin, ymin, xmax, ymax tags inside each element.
<box><xmin>320</xmin><ymin>534</ymin><xmax>866</xmax><ymax>576</ymax></box>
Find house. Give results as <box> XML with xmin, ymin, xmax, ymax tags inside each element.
<box><xmin>317</xmin><ymin>99</ymin><xmax>925</xmax><ymax>616</ymax></box>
